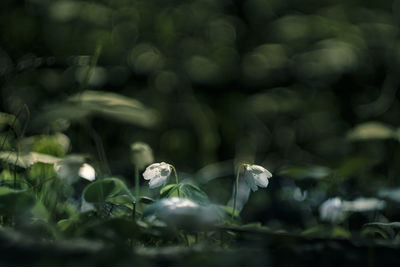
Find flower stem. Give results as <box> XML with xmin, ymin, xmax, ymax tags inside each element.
<box><xmin>232</xmin><ymin>164</ymin><xmax>244</xmax><ymax>220</ymax></box>
<box><xmin>170</xmin><ymin>165</ymin><xmax>179</xmax><ymax>184</ymax></box>
<box><xmin>169</xmin><ymin>164</ymin><xmax>181</xmax><ymax>197</ymax></box>
<box><xmin>134</xmin><ymin>166</ymin><xmax>140</xmax><ymax>198</ymax></box>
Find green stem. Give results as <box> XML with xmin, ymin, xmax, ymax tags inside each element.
<box><xmin>134</xmin><ymin>166</ymin><xmax>140</xmax><ymax>198</ymax></box>
<box><xmin>169</xmin><ymin>164</ymin><xmax>180</xmax><ymax>197</ymax></box>
<box><xmin>232</xmin><ymin>164</ymin><xmax>245</xmax><ymax>220</ymax></box>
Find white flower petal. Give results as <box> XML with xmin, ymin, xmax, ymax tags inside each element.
<box><xmin>243</xmin><ymin>164</ymin><xmax>272</xmax><ymax>191</ymax></box>
<box><xmin>78</xmin><ymin>163</ymin><xmax>96</xmax><ymax>181</ymax></box>
<box><xmin>143</xmin><ymin>162</ymin><xmax>172</xmax><ymax>188</ymax></box>
<box><xmin>148</xmin><ymin>175</ymin><xmax>168</xmax><ymax>189</ymax></box>
<box><xmin>319</xmin><ymin>197</ymin><xmax>344</xmax><ymax>223</ymax></box>
<box><xmin>244</xmin><ymin>172</ymin><xmax>258</xmax><ymax>192</ymax></box>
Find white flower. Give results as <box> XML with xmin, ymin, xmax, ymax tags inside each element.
<box><xmin>130</xmin><ymin>142</ymin><xmax>154</xmax><ymax>170</ymax></box>
<box><xmin>319</xmin><ymin>197</ymin><xmax>386</xmax><ymax>223</ymax></box>
<box><xmin>343</xmin><ymin>197</ymin><xmax>386</xmax><ymax>212</ymax></box>
<box><xmin>54</xmin><ymin>156</ymin><xmax>96</xmax><ymax>184</ymax></box>
<box><xmin>319</xmin><ymin>197</ymin><xmax>344</xmax><ymax>223</ymax></box>
<box><xmin>243</xmin><ymin>164</ymin><xmax>272</xmax><ymax>192</ymax></box>
<box><xmin>78</xmin><ymin>163</ymin><xmax>96</xmax><ymax>181</ymax></box>
<box><xmin>143</xmin><ymin>162</ymin><xmax>171</xmax><ymax>189</ymax></box>
<box><xmin>143</xmin><ymin>197</ymin><xmax>220</xmax><ymax>230</ymax></box>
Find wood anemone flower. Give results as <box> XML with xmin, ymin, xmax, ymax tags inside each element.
<box><xmin>143</xmin><ymin>162</ymin><xmax>172</xmax><ymax>189</ymax></box>
<box><xmin>243</xmin><ymin>164</ymin><xmax>272</xmax><ymax>192</ymax></box>
<box><xmin>143</xmin><ymin>197</ymin><xmax>220</xmax><ymax>231</ymax></box>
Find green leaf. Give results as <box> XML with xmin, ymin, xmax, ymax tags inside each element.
<box><xmin>31</xmin><ymin>200</ymin><xmax>50</xmax><ymax>221</ymax></box>
<box><xmin>57</xmin><ymin>218</ymin><xmax>75</xmax><ymax>232</ymax></box>
<box><xmin>35</xmin><ymin>90</ymin><xmax>159</xmax><ymax>128</ymax></box>
<box><xmin>160</xmin><ymin>183</ymin><xmax>209</xmax><ymax>205</ymax></box>
<box><xmin>279</xmin><ymin>166</ymin><xmax>331</xmax><ymax>180</ymax></box>
<box><xmin>139</xmin><ymin>196</ymin><xmax>155</xmax><ymax>204</ymax></box>
<box><xmin>83</xmin><ymin>178</ymin><xmax>135</xmax><ymax>205</ymax></box>
<box><xmin>362</xmin><ymin>222</ymin><xmax>400</xmax><ymax>239</ymax></box>
<box><xmin>107</xmin><ymin>195</ymin><xmax>134</xmax><ymax>209</ymax></box>
<box><xmin>160</xmin><ymin>184</ymin><xmax>178</xmax><ymax>196</ymax></box>
<box><xmin>179</xmin><ymin>184</ymin><xmax>209</xmax><ymax>205</ymax></box>
<box><xmin>347</xmin><ymin>122</ymin><xmax>395</xmax><ymax>141</ymax></box>
<box><xmin>0</xmin><ymin>151</ymin><xmax>60</xmax><ymax>168</ymax></box>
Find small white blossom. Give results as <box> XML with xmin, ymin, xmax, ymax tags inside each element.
<box><xmin>144</xmin><ymin>197</ymin><xmax>220</xmax><ymax>230</ymax></box>
<box><xmin>319</xmin><ymin>197</ymin><xmax>344</xmax><ymax>223</ymax></box>
<box><xmin>54</xmin><ymin>156</ymin><xmax>96</xmax><ymax>184</ymax></box>
<box><xmin>320</xmin><ymin>197</ymin><xmax>386</xmax><ymax>223</ymax></box>
<box><xmin>343</xmin><ymin>197</ymin><xmax>386</xmax><ymax>212</ymax></box>
<box><xmin>243</xmin><ymin>164</ymin><xmax>272</xmax><ymax>192</ymax></box>
<box><xmin>78</xmin><ymin>163</ymin><xmax>96</xmax><ymax>181</ymax></box>
<box><xmin>143</xmin><ymin>162</ymin><xmax>171</xmax><ymax>189</ymax></box>
<box><xmin>130</xmin><ymin>142</ymin><xmax>154</xmax><ymax>170</ymax></box>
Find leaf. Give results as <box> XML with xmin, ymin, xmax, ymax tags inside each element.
<box><xmin>83</xmin><ymin>178</ymin><xmax>135</xmax><ymax>205</ymax></box>
<box><xmin>160</xmin><ymin>183</ymin><xmax>209</xmax><ymax>205</ymax></box>
<box><xmin>31</xmin><ymin>200</ymin><xmax>50</xmax><ymax>221</ymax></box>
<box><xmin>139</xmin><ymin>196</ymin><xmax>155</xmax><ymax>204</ymax></box>
<box><xmin>179</xmin><ymin>184</ymin><xmax>209</xmax><ymax>205</ymax></box>
<box><xmin>0</xmin><ymin>151</ymin><xmax>60</xmax><ymax>168</ymax></box>
<box><xmin>107</xmin><ymin>195</ymin><xmax>134</xmax><ymax>209</ymax></box>
<box><xmin>347</xmin><ymin>122</ymin><xmax>395</xmax><ymax>141</ymax></box>
<box><xmin>279</xmin><ymin>166</ymin><xmax>331</xmax><ymax>180</ymax></box>
<box><xmin>159</xmin><ymin>184</ymin><xmax>179</xmax><ymax>198</ymax></box>
<box><xmin>57</xmin><ymin>218</ymin><xmax>75</xmax><ymax>232</ymax></box>
<box><xmin>362</xmin><ymin>222</ymin><xmax>400</xmax><ymax>239</ymax></box>
<box><xmin>35</xmin><ymin>90</ymin><xmax>159</xmax><ymax>128</ymax></box>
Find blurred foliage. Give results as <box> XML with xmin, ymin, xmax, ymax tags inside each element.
<box><xmin>1</xmin><ymin>0</ymin><xmax>400</xmax><ymax>265</ymax></box>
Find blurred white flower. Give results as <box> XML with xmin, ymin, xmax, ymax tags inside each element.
<box><xmin>243</xmin><ymin>164</ymin><xmax>272</xmax><ymax>192</ymax></box>
<box><xmin>78</xmin><ymin>163</ymin><xmax>96</xmax><ymax>181</ymax></box>
<box><xmin>319</xmin><ymin>197</ymin><xmax>344</xmax><ymax>223</ymax></box>
<box><xmin>343</xmin><ymin>197</ymin><xmax>386</xmax><ymax>212</ymax></box>
<box><xmin>143</xmin><ymin>162</ymin><xmax>171</xmax><ymax>189</ymax></box>
<box><xmin>319</xmin><ymin>197</ymin><xmax>386</xmax><ymax>223</ymax></box>
<box><xmin>378</xmin><ymin>187</ymin><xmax>400</xmax><ymax>202</ymax></box>
<box><xmin>143</xmin><ymin>197</ymin><xmax>220</xmax><ymax>230</ymax></box>
<box><xmin>54</xmin><ymin>156</ymin><xmax>96</xmax><ymax>184</ymax></box>
<box><xmin>130</xmin><ymin>142</ymin><xmax>154</xmax><ymax>170</ymax></box>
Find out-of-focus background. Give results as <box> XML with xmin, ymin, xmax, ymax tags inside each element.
<box><xmin>1</xmin><ymin>0</ymin><xmax>400</xmax><ymax>228</ymax></box>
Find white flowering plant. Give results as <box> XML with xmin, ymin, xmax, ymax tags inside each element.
<box><xmin>231</xmin><ymin>163</ymin><xmax>272</xmax><ymax>219</ymax></box>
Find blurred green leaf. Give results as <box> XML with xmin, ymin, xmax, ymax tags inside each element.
<box><xmin>0</xmin><ymin>151</ymin><xmax>60</xmax><ymax>168</ymax></box>
<box><xmin>347</xmin><ymin>122</ymin><xmax>396</xmax><ymax>141</ymax></box>
<box><xmin>279</xmin><ymin>166</ymin><xmax>331</xmax><ymax>180</ymax></box>
<box><xmin>36</xmin><ymin>90</ymin><xmax>158</xmax><ymax>128</ymax></box>
<box><xmin>160</xmin><ymin>183</ymin><xmax>209</xmax><ymax>205</ymax></box>
<box><xmin>31</xmin><ymin>200</ymin><xmax>50</xmax><ymax>221</ymax></box>
<box><xmin>139</xmin><ymin>196</ymin><xmax>155</xmax><ymax>204</ymax></box>
<box><xmin>362</xmin><ymin>222</ymin><xmax>400</xmax><ymax>239</ymax></box>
